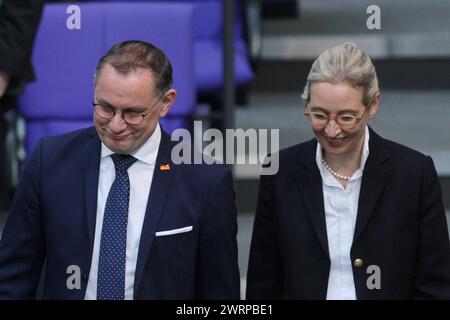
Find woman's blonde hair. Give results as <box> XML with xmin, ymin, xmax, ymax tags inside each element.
<box><xmin>301</xmin><ymin>42</ymin><xmax>379</xmax><ymax>107</ymax></box>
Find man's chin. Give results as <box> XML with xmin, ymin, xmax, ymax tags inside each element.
<box><xmin>104</xmin><ymin>139</ymin><xmax>134</xmax><ymax>154</ymax></box>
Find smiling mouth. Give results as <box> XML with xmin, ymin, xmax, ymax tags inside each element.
<box><xmin>325</xmin><ymin>136</ymin><xmax>347</xmax><ymax>143</ymax></box>
<box><xmin>107</xmin><ymin>133</ymin><xmax>130</xmax><ymax>141</ymax></box>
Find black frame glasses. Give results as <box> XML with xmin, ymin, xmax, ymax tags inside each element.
<box><xmin>93</xmin><ymin>94</ymin><xmax>164</xmax><ymax>125</ymax></box>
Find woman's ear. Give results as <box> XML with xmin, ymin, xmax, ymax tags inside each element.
<box><xmin>369</xmin><ymin>92</ymin><xmax>381</xmax><ymax>118</ymax></box>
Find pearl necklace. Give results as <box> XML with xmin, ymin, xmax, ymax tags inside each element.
<box><xmin>321</xmin><ymin>159</ymin><xmax>351</xmax><ymax>180</ymax></box>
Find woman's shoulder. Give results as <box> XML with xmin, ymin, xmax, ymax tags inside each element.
<box><xmin>381</xmin><ymin>136</ymin><xmax>429</xmax><ymax>163</ymax></box>
<box><xmin>369</xmin><ymin>128</ymin><xmax>430</xmax><ymax>166</ymax></box>
<box><xmin>278</xmin><ymin>138</ymin><xmax>317</xmax><ymax>163</ymax></box>
<box><xmin>374</xmin><ymin>134</ymin><xmax>436</xmax><ymax>178</ymax></box>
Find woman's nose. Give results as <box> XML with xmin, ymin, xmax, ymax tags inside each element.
<box><xmin>324</xmin><ymin>120</ymin><xmax>342</xmax><ymax>137</ymax></box>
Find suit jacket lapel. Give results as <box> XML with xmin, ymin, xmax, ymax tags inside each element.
<box><xmin>295</xmin><ymin>139</ymin><xmax>330</xmax><ymax>257</ymax></box>
<box><xmin>353</xmin><ymin>127</ymin><xmax>393</xmax><ymax>243</ymax></box>
<box><xmin>82</xmin><ymin>128</ymin><xmax>101</xmax><ymax>279</ymax></box>
<box><xmin>133</xmin><ymin>130</ymin><xmax>175</xmax><ymax>297</ymax></box>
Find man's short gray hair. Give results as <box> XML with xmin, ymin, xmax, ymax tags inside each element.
<box><xmin>94</xmin><ymin>40</ymin><xmax>173</xmax><ymax>96</ymax></box>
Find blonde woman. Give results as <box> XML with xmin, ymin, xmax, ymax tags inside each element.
<box><xmin>246</xmin><ymin>42</ymin><xmax>450</xmax><ymax>299</ymax></box>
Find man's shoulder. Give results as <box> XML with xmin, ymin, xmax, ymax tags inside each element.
<box><xmin>31</xmin><ymin>126</ymin><xmax>98</xmax><ymax>160</ymax></box>
<box><xmin>41</xmin><ymin>126</ymin><xmax>96</xmax><ymax>145</ymax></box>
<box><xmin>172</xmin><ymin>156</ymin><xmax>231</xmax><ymax>177</ymax></box>
<box><xmin>167</xmin><ymin>147</ymin><xmax>231</xmax><ymax>187</ymax></box>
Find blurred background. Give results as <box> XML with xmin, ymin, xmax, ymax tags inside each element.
<box><xmin>0</xmin><ymin>0</ymin><xmax>449</xmax><ymax>299</ymax></box>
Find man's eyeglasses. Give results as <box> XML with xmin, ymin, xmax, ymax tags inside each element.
<box><xmin>304</xmin><ymin>94</ymin><xmax>375</xmax><ymax>129</ymax></box>
<box><xmin>93</xmin><ymin>95</ymin><xmax>164</xmax><ymax>125</ymax></box>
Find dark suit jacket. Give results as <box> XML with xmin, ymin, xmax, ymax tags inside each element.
<box><xmin>0</xmin><ymin>126</ymin><xmax>240</xmax><ymax>299</ymax></box>
<box><xmin>246</xmin><ymin>128</ymin><xmax>450</xmax><ymax>299</ymax></box>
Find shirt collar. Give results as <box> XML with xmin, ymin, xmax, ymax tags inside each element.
<box><xmin>316</xmin><ymin>125</ymin><xmax>370</xmax><ymax>183</ymax></box>
<box><xmin>100</xmin><ymin>122</ymin><xmax>162</xmax><ymax>166</ymax></box>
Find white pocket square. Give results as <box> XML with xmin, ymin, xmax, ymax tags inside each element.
<box><xmin>155</xmin><ymin>226</ymin><xmax>193</xmax><ymax>237</ymax></box>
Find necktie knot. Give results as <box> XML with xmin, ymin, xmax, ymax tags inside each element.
<box><xmin>111</xmin><ymin>154</ymin><xmax>137</xmax><ymax>174</ymax></box>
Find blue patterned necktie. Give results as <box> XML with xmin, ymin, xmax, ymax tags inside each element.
<box><xmin>97</xmin><ymin>154</ymin><xmax>137</xmax><ymax>300</ymax></box>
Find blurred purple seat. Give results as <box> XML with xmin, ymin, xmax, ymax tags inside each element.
<box><xmin>182</xmin><ymin>0</ymin><xmax>254</xmax><ymax>93</ymax></box>
<box><xmin>92</xmin><ymin>0</ymin><xmax>254</xmax><ymax>94</ymax></box>
<box><xmin>19</xmin><ymin>2</ymin><xmax>196</xmax><ymax>155</ymax></box>
<box><xmin>190</xmin><ymin>0</ymin><xmax>253</xmax><ymax>93</ymax></box>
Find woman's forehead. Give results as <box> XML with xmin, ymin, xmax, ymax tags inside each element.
<box><xmin>309</xmin><ymin>82</ymin><xmax>365</xmax><ymax>111</ymax></box>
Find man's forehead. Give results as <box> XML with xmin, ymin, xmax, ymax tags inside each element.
<box><xmin>100</xmin><ymin>63</ymin><xmax>155</xmax><ymax>80</ymax></box>
<box><xmin>95</xmin><ymin>64</ymin><xmax>157</xmax><ymax>94</ymax></box>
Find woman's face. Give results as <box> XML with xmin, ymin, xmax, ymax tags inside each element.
<box><xmin>307</xmin><ymin>81</ymin><xmax>378</xmax><ymax>158</ymax></box>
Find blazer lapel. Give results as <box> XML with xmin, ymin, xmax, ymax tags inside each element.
<box><xmin>82</xmin><ymin>129</ymin><xmax>101</xmax><ymax>277</ymax></box>
<box><xmin>353</xmin><ymin>128</ymin><xmax>393</xmax><ymax>243</ymax></box>
<box><xmin>133</xmin><ymin>130</ymin><xmax>175</xmax><ymax>297</ymax></box>
<box><xmin>293</xmin><ymin>129</ymin><xmax>392</xmax><ymax>256</ymax></box>
<box><xmin>295</xmin><ymin>139</ymin><xmax>330</xmax><ymax>257</ymax></box>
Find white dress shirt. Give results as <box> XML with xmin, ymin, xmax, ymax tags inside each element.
<box><xmin>85</xmin><ymin>124</ymin><xmax>161</xmax><ymax>300</ymax></box>
<box><xmin>315</xmin><ymin>126</ymin><xmax>370</xmax><ymax>300</ymax></box>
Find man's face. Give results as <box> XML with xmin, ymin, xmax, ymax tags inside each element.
<box><xmin>93</xmin><ymin>64</ymin><xmax>175</xmax><ymax>154</ymax></box>
<box><xmin>308</xmin><ymin>81</ymin><xmax>378</xmax><ymax>158</ymax></box>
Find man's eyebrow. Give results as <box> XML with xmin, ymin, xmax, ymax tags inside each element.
<box><xmin>94</xmin><ymin>97</ymin><xmax>113</xmax><ymax>107</ymax></box>
<box><xmin>123</xmin><ymin>105</ymin><xmax>148</xmax><ymax>112</ymax></box>
<box><xmin>94</xmin><ymin>98</ymin><xmax>146</xmax><ymax>111</ymax></box>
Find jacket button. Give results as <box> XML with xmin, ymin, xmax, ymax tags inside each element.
<box><xmin>353</xmin><ymin>258</ymin><xmax>363</xmax><ymax>268</ymax></box>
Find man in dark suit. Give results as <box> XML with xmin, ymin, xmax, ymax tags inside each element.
<box><xmin>246</xmin><ymin>42</ymin><xmax>450</xmax><ymax>299</ymax></box>
<box><xmin>0</xmin><ymin>40</ymin><xmax>240</xmax><ymax>299</ymax></box>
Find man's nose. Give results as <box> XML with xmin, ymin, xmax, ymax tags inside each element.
<box><xmin>324</xmin><ymin>120</ymin><xmax>342</xmax><ymax>137</ymax></box>
<box><xmin>109</xmin><ymin>112</ymin><xmax>127</xmax><ymax>133</ymax></box>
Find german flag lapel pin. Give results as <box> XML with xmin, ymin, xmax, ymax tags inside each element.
<box><xmin>160</xmin><ymin>163</ymin><xmax>171</xmax><ymax>171</ymax></box>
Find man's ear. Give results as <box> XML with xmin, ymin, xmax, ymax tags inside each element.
<box><xmin>369</xmin><ymin>92</ymin><xmax>381</xmax><ymax>118</ymax></box>
<box><xmin>159</xmin><ymin>88</ymin><xmax>177</xmax><ymax>118</ymax></box>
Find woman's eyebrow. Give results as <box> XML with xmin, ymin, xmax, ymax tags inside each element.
<box><xmin>309</xmin><ymin>106</ymin><xmax>360</xmax><ymax>113</ymax></box>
